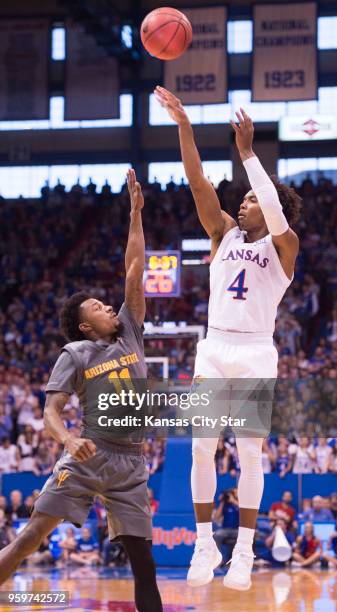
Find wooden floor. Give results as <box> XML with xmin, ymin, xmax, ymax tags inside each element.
<box><xmin>1</xmin><ymin>566</ymin><xmax>337</xmax><ymax>611</ymax></box>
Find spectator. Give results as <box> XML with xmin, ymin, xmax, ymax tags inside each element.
<box><xmin>213</xmin><ymin>489</ymin><xmax>239</xmax><ymax>563</ymax></box>
<box><xmin>0</xmin><ymin>509</ymin><xmax>15</xmax><ymax>550</ymax></box>
<box><xmin>328</xmin><ymin>445</ymin><xmax>337</xmax><ymax>473</ymax></box>
<box><xmin>261</xmin><ymin>439</ymin><xmax>275</xmax><ymax>473</ymax></box>
<box><xmin>322</xmin><ymin>527</ymin><xmax>337</xmax><ymax>568</ymax></box>
<box><xmin>26</xmin><ymin>405</ymin><xmax>44</xmax><ymax>434</ymax></box>
<box><xmin>0</xmin><ymin>406</ymin><xmax>12</xmax><ymax>441</ymax></box>
<box><xmin>147</xmin><ymin>488</ymin><xmax>159</xmax><ymax>516</ymax></box>
<box><xmin>102</xmin><ymin>535</ymin><xmax>127</xmax><ymax>567</ymax></box>
<box><xmin>330</xmin><ymin>493</ymin><xmax>337</xmax><ymax>520</ymax></box>
<box><xmin>6</xmin><ymin>490</ymin><xmax>30</xmax><ymax>520</ymax></box>
<box><xmin>309</xmin><ymin>438</ymin><xmax>332</xmax><ymax>474</ymax></box>
<box><xmin>0</xmin><ymin>437</ymin><xmax>19</xmax><ymax>473</ymax></box>
<box><xmin>17</xmin><ymin>424</ymin><xmax>38</xmax><ymax>472</ymax></box>
<box><xmin>274</xmin><ymin>438</ymin><xmax>292</xmax><ymax>478</ymax></box>
<box><xmin>27</xmin><ymin>535</ymin><xmax>53</xmax><ymax>566</ymax></box>
<box><xmin>292</xmin><ymin>522</ymin><xmax>322</xmax><ymax>567</ymax></box>
<box><xmin>69</xmin><ymin>527</ymin><xmax>100</xmax><ymax>566</ymax></box>
<box><xmin>89</xmin><ymin>496</ymin><xmax>107</xmax><ymax>550</ymax></box>
<box><xmin>264</xmin><ymin>518</ymin><xmax>296</xmax><ymax>566</ymax></box>
<box><xmin>289</xmin><ymin>437</ymin><xmax>315</xmax><ymax>474</ymax></box>
<box><xmin>35</xmin><ymin>442</ymin><xmax>54</xmax><ymax>475</ymax></box>
<box><xmin>301</xmin><ymin>495</ymin><xmax>334</xmax><ymax>522</ymax></box>
<box><xmin>59</xmin><ymin>527</ymin><xmax>77</xmax><ymax>564</ymax></box>
<box><xmin>215</xmin><ymin>438</ymin><xmax>231</xmax><ymax>474</ymax></box>
<box><xmin>0</xmin><ymin>496</ymin><xmax>8</xmax><ymax>513</ymax></box>
<box><xmin>269</xmin><ymin>491</ymin><xmax>297</xmax><ymax>526</ymax></box>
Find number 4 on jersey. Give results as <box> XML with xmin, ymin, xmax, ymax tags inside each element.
<box><xmin>227</xmin><ymin>269</ymin><xmax>248</xmax><ymax>300</ymax></box>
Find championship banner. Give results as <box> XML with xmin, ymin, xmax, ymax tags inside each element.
<box><xmin>0</xmin><ymin>19</ymin><xmax>50</xmax><ymax>120</ymax></box>
<box><xmin>65</xmin><ymin>22</ymin><xmax>120</xmax><ymax>120</ymax></box>
<box><xmin>164</xmin><ymin>7</ymin><xmax>227</xmax><ymax>105</ymax></box>
<box><xmin>252</xmin><ymin>3</ymin><xmax>317</xmax><ymax>102</ymax></box>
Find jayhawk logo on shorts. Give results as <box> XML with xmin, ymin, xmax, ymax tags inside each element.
<box><xmin>57</xmin><ymin>470</ymin><xmax>70</xmax><ymax>488</ymax></box>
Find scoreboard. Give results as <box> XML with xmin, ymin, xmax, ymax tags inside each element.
<box><xmin>143</xmin><ymin>250</ymin><xmax>181</xmax><ymax>298</ymax></box>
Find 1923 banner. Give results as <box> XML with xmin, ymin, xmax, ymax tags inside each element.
<box><xmin>65</xmin><ymin>21</ymin><xmax>120</xmax><ymax>120</ymax></box>
<box><xmin>252</xmin><ymin>3</ymin><xmax>317</xmax><ymax>101</ymax></box>
<box><xmin>164</xmin><ymin>7</ymin><xmax>227</xmax><ymax>105</ymax></box>
<box><xmin>0</xmin><ymin>19</ymin><xmax>50</xmax><ymax>120</ymax></box>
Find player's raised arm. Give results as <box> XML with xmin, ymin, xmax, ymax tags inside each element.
<box><xmin>124</xmin><ymin>169</ymin><xmax>146</xmax><ymax>326</ymax></box>
<box><xmin>154</xmin><ymin>86</ymin><xmax>236</xmax><ymax>245</ymax></box>
<box><xmin>230</xmin><ymin>108</ymin><xmax>299</xmax><ymax>278</ymax></box>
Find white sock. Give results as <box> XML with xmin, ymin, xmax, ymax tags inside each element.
<box><xmin>196</xmin><ymin>522</ymin><xmax>213</xmax><ymax>539</ymax></box>
<box><xmin>235</xmin><ymin>526</ymin><xmax>255</xmax><ymax>552</ymax></box>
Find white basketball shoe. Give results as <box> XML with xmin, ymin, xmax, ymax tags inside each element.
<box><xmin>187</xmin><ymin>538</ymin><xmax>223</xmax><ymax>587</ymax></box>
<box><xmin>223</xmin><ymin>547</ymin><xmax>255</xmax><ymax>591</ymax></box>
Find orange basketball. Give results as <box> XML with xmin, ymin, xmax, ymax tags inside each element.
<box><xmin>140</xmin><ymin>7</ymin><xmax>192</xmax><ymax>61</ymax></box>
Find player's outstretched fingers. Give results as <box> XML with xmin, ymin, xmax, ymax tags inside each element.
<box><xmin>229</xmin><ymin>119</ymin><xmax>239</xmax><ymax>132</ymax></box>
<box><xmin>235</xmin><ymin>110</ymin><xmax>244</xmax><ymax>124</ymax></box>
<box><xmin>240</xmin><ymin>108</ymin><xmax>252</xmax><ymax>123</ymax></box>
<box><xmin>156</xmin><ymin>85</ymin><xmax>180</xmax><ymax>105</ymax></box>
<box><xmin>127</xmin><ymin>169</ymin><xmax>135</xmax><ymax>192</ymax></box>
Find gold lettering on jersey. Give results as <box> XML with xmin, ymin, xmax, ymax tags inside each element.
<box><xmin>120</xmin><ymin>352</ymin><xmax>139</xmax><ymax>366</ymax></box>
<box><xmin>84</xmin><ymin>353</ymin><xmax>140</xmax><ymax>379</ymax></box>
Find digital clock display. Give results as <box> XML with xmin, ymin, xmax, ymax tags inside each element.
<box><xmin>144</xmin><ymin>250</ymin><xmax>181</xmax><ymax>298</ymax></box>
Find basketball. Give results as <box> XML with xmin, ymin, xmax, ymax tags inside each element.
<box><xmin>140</xmin><ymin>7</ymin><xmax>192</xmax><ymax>61</ymax></box>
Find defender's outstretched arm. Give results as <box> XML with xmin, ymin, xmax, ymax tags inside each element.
<box><xmin>125</xmin><ymin>169</ymin><xmax>146</xmax><ymax>326</ymax></box>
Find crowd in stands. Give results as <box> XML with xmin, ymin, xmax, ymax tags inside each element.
<box><xmin>0</xmin><ymin>173</ymin><xmax>336</xmax><ymax>470</ymax></box>
<box><xmin>216</xmin><ymin>435</ymin><xmax>337</xmax><ymax>475</ymax></box>
<box><xmin>213</xmin><ymin>488</ymin><xmax>337</xmax><ymax>569</ymax></box>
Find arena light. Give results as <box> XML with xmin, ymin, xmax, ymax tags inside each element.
<box><xmin>182</xmin><ymin>259</ymin><xmax>206</xmax><ymax>266</ymax></box>
<box><xmin>279</xmin><ymin>115</ymin><xmax>337</xmax><ymax>141</ymax></box>
<box><xmin>182</xmin><ymin>239</ymin><xmax>211</xmax><ymax>251</ymax></box>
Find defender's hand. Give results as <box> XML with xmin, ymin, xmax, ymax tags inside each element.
<box><xmin>127</xmin><ymin>168</ymin><xmax>144</xmax><ymax>212</ymax></box>
<box><xmin>230</xmin><ymin>108</ymin><xmax>254</xmax><ymax>158</ymax></box>
<box><xmin>154</xmin><ymin>86</ymin><xmax>189</xmax><ymax>126</ymax></box>
<box><xmin>64</xmin><ymin>436</ymin><xmax>97</xmax><ymax>461</ymax></box>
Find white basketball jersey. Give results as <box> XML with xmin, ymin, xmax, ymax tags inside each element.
<box><xmin>208</xmin><ymin>227</ymin><xmax>292</xmax><ymax>335</ymax></box>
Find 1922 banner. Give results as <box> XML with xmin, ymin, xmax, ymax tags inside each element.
<box><xmin>252</xmin><ymin>3</ymin><xmax>317</xmax><ymax>101</ymax></box>
<box><xmin>164</xmin><ymin>7</ymin><xmax>227</xmax><ymax>104</ymax></box>
<box><xmin>65</xmin><ymin>22</ymin><xmax>120</xmax><ymax>120</ymax></box>
<box><xmin>0</xmin><ymin>19</ymin><xmax>49</xmax><ymax>120</ymax></box>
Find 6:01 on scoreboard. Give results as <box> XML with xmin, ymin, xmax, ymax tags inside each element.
<box><xmin>143</xmin><ymin>251</ymin><xmax>181</xmax><ymax>298</ymax></box>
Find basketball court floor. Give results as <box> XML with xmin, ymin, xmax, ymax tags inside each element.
<box><xmin>1</xmin><ymin>566</ymin><xmax>336</xmax><ymax>611</ymax></box>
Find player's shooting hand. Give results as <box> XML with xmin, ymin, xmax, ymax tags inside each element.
<box><xmin>127</xmin><ymin>168</ymin><xmax>144</xmax><ymax>213</ymax></box>
<box><xmin>230</xmin><ymin>108</ymin><xmax>255</xmax><ymax>160</ymax></box>
<box><xmin>64</xmin><ymin>436</ymin><xmax>97</xmax><ymax>461</ymax></box>
<box><xmin>154</xmin><ymin>86</ymin><xmax>189</xmax><ymax>126</ymax></box>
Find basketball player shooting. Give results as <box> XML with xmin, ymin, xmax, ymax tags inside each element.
<box><xmin>0</xmin><ymin>169</ymin><xmax>163</xmax><ymax>612</ymax></box>
<box><xmin>155</xmin><ymin>86</ymin><xmax>301</xmax><ymax>591</ymax></box>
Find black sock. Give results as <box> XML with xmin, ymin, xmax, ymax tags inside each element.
<box><xmin>120</xmin><ymin>535</ymin><xmax>163</xmax><ymax>612</ymax></box>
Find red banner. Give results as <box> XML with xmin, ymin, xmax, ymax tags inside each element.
<box><xmin>0</xmin><ymin>19</ymin><xmax>49</xmax><ymax>120</ymax></box>
<box><xmin>65</xmin><ymin>22</ymin><xmax>120</xmax><ymax>120</ymax></box>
